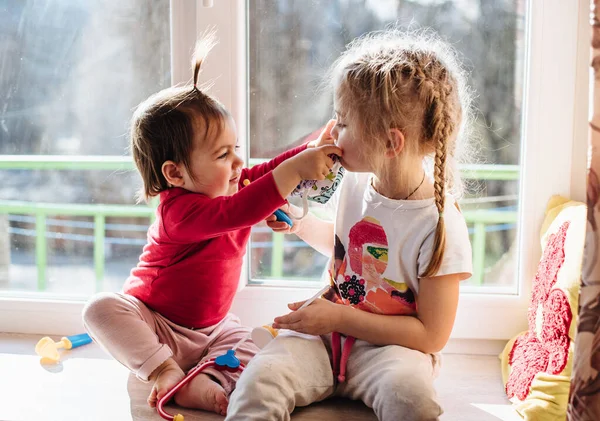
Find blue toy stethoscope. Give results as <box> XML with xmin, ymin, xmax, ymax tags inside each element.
<box><xmin>158</xmin><ymin>157</ymin><xmax>344</xmax><ymax>420</ymax></box>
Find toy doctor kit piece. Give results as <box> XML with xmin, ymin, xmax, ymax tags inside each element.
<box><xmin>242</xmin><ymin>152</ymin><xmax>345</xmax><ymax>228</ymax></box>
<box><xmin>35</xmin><ymin>333</ymin><xmax>92</xmax><ymax>363</ymax></box>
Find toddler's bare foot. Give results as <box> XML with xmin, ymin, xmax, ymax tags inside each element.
<box><xmin>147</xmin><ymin>358</ymin><xmax>185</xmax><ymax>408</ymax></box>
<box><xmin>174</xmin><ymin>373</ymin><xmax>229</xmax><ymax>416</ymax></box>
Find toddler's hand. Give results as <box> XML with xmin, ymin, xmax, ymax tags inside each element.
<box><xmin>291</xmin><ymin>145</ymin><xmax>342</xmax><ymax>181</ymax></box>
<box><xmin>272</xmin><ymin>144</ymin><xmax>342</xmax><ymax>199</ymax></box>
<box><xmin>307</xmin><ymin>119</ymin><xmax>337</xmax><ymax>149</ymax></box>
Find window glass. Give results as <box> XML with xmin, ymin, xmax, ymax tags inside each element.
<box><xmin>0</xmin><ymin>0</ymin><xmax>170</xmax><ymax>297</ymax></box>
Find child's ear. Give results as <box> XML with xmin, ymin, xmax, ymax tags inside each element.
<box><xmin>161</xmin><ymin>161</ymin><xmax>185</xmax><ymax>187</ymax></box>
<box><xmin>385</xmin><ymin>128</ymin><xmax>405</xmax><ymax>158</ymax></box>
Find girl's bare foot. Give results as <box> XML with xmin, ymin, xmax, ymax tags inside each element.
<box><xmin>147</xmin><ymin>358</ymin><xmax>185</xmax><ymax>408</ymax></box>
<box><xmin>174</xmin><ymin>373</ymin><xmax>229</xmax><ymax>416</ymax></box>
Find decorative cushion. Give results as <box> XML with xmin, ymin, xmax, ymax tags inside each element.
<box><xmin>500</xmin><ymin>195</ymin><xmax>587</xmax><ymax>420</ymax></box>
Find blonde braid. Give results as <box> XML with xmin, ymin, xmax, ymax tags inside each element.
<box><xmin>416</xmin><ymin>57</ymin><xmax>456</xmax><ymax>278</ymax></box>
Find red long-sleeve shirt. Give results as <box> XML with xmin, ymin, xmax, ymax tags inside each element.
<box><xmin>123</xmin><ymin>144</ymin><xmax>307</xmax><ymax>328</ymax></box>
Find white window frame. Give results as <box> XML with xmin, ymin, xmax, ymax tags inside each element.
<box><xmin>0</xmin><ymin>0</ymin><xmax>589</xmax><ymax>345</ymax></box>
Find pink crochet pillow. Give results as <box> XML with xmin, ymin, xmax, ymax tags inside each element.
<box><xmin>500</xmin><ymin>196</ymin><xmax>586</xmax><ymax>420</ymax></box>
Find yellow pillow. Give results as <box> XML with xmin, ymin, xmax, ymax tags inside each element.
<box><xmin>500</xmin><ymin>196</ymin><xmax>586</xmax><ymax>420</ymax></box>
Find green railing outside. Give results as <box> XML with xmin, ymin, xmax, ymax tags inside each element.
<box><xmin>0</xmin><ymin>200</ymin><xmax>155</xmax><ymax>291</ymax></box>
<box><xmin>0</xmin><ymin>155</ymin><xmax>519</xmax><ymax>290</ymax></box>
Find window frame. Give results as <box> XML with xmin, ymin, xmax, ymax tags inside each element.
<box><xmin>0</xmin><ymin>0</ymin><xmax>589</xmax><ymax>342</ymax></box>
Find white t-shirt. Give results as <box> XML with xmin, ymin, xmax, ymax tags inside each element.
<box><xmin>324</xmin><ymin>172</ymin><xmax>472</xmax><ymax>315</ymax></box>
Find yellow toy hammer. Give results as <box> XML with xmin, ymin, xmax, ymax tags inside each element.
<box><xmin>35</xmin><ymin>333</ymin><xmax>92</xmax><ymax>363</ymax></box>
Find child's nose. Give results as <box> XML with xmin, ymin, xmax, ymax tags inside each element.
<box><xmin>233</xmin><ymin>154</ymin><xmax>243</xmax><ymax>168</ymax></box>
<box><xmin>330</xmin><ymin>125</ymin><xmax>338</xmax><ymax>140</ymax></box>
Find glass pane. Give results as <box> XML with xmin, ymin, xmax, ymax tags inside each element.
<box><xmin>0</xmin><ymin>0</ymin><xmax>170</xmax><ymax>298</ymax></box>
<box><xmin>248</xmin><ymin>0</ymin><xmax>525</xmax><ymax>292</ymax></box>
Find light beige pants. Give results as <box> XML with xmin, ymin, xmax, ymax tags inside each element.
<box><xmin>226</xmin><ymin>331</ymin><xmax>442</xmax><ymax>421</ymax></box>
<box><xmin>82</xmin><ymin>292</ymin><xmax>258</xmax><ymax>394</ymax></box>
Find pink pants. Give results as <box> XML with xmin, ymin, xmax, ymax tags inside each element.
<box><xmin>82</xmin><ymin>292</ymin><xmax>259</xmax><ymax>394</ymax></box>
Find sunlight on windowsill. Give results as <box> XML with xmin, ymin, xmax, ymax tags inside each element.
<box><xmin>0</xmin><ymin>354</ymin><xmax>132</xmax><ymax>421</ymax></box>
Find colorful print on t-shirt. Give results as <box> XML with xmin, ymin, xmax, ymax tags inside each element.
<box><xmin>327</xmin><ymin>216</ymin><xmax>416</xmax><ymax>315</ymax></box>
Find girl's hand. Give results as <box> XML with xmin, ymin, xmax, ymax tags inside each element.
<box><xmin>307</xmin><ymin>119</ymin><xmax>337</xmax><ymax>149</ymax></box>
<box><xmin>265</xmin><ymin>203</ymin><xmax>304</xmax><ymax>234</ymax></box>
<box><xmin>272</xmin><ymin>298</ymin><xmax>343</xmax><ymax>336</ymax></box>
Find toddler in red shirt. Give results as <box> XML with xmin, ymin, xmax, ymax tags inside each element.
<box><xmin>82</xmin><ymin>34</ymin><xmax>341</xmax><ymax>416</ymax></box>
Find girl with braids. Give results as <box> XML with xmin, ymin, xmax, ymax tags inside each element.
<box><xmin>82</xmin><ymin>34</ymin><xmax>341</xmax><ymax>416</ymax></box>
<box><xmin>226</xmin><ymin>30</ymin><xmax>473</xmax><ymax>421</ymax></box>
